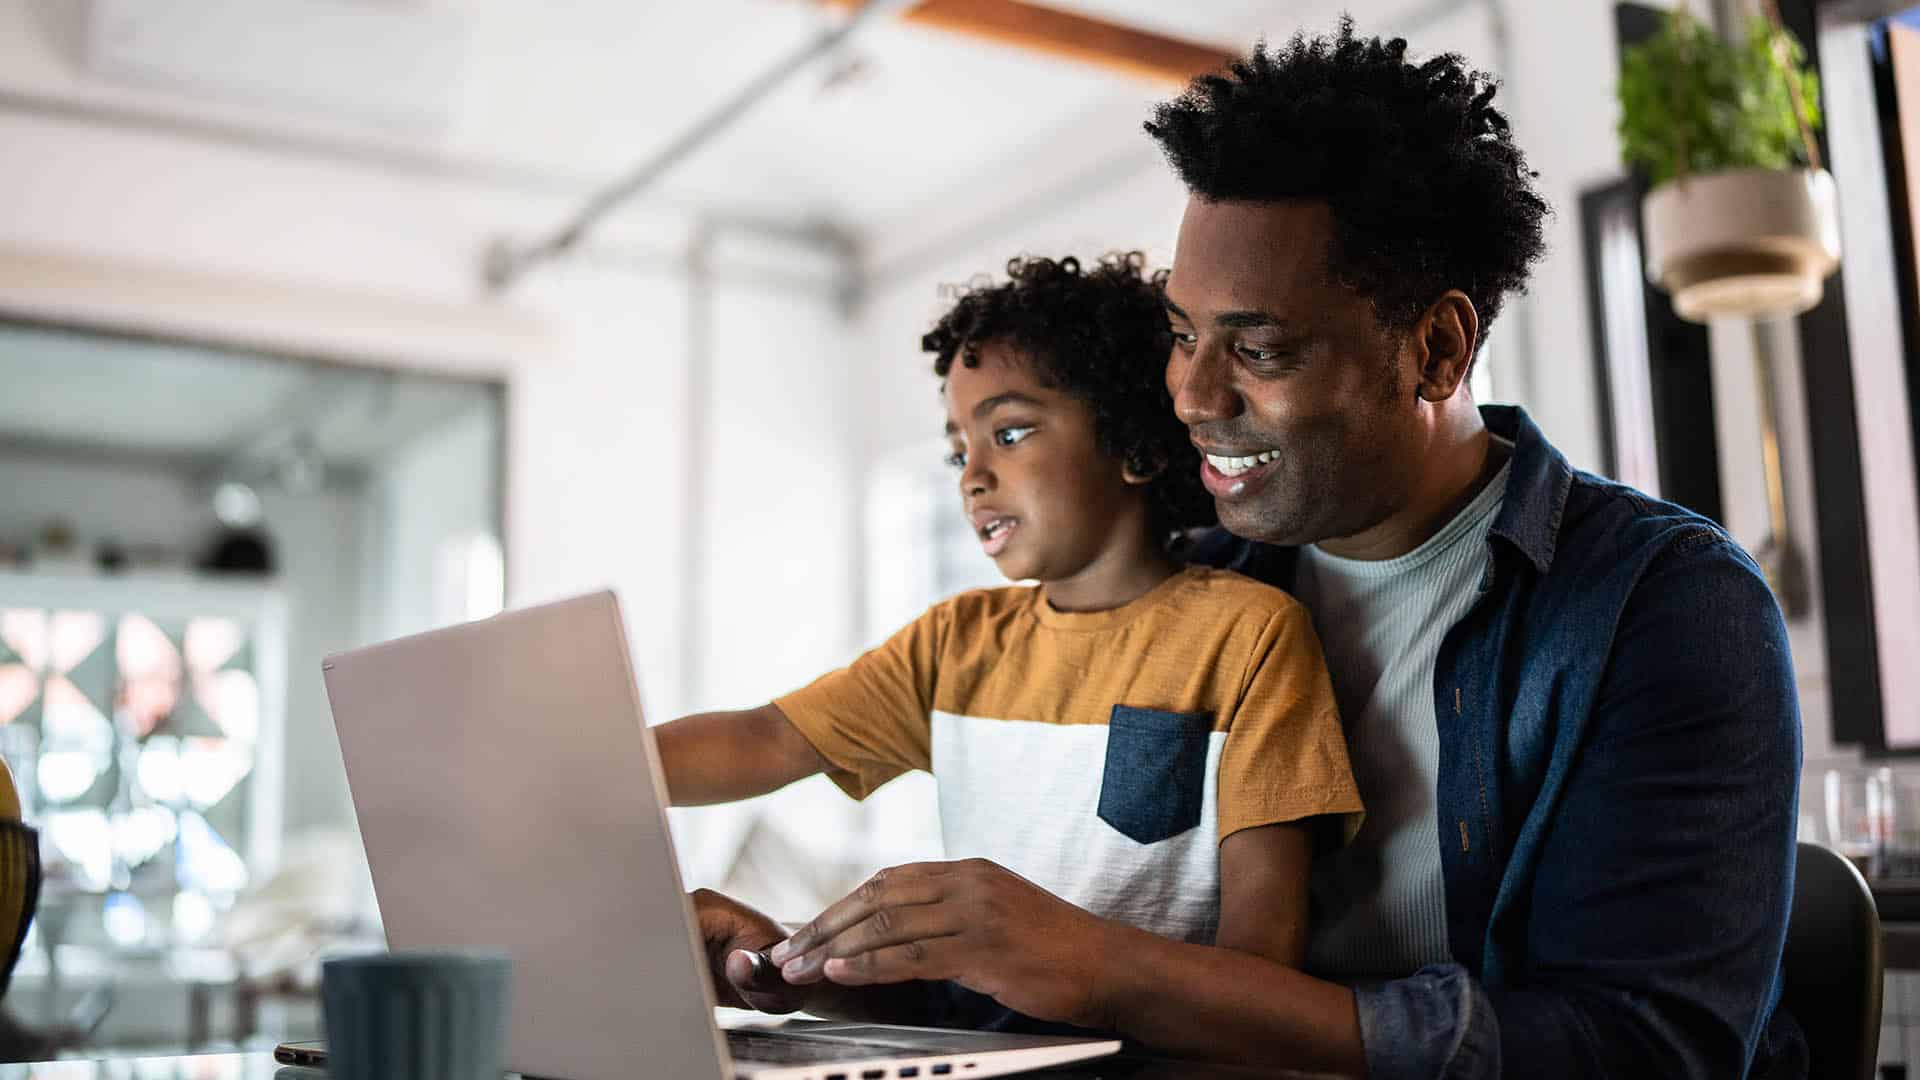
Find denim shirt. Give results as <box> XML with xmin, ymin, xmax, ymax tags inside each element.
<box><xmin>1189</xmin><ymin>405</ymin><xmax>1806</xmax><ymax>1079</ymax></box>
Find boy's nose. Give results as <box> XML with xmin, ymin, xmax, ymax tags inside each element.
<box><xmin>961</xmin><ymin>457</ymin><xmax>993</xmax><ymax>495</ymax></box>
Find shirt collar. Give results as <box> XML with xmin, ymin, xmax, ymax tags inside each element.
<box><xmin>1482</xmin><ymin>404</ymin><xmax>1574</xmax><ymax>575</ymax></box>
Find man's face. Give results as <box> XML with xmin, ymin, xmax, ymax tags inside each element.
<box><xmin>1162</xmin><ymin>197</ymin><xmax>1421</xmax><ymax>547</ymax></box>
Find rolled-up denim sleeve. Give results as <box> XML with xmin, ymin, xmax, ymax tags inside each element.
<box><xmin>1356</xmin><ymin>532</ymin><xmax>1801</xmax><ymax>1079</ymax></box>
<box><xmin>1354</xmin><ymin>965</ymin><xmax>1500</xmax><ymax>1079</ymax></box>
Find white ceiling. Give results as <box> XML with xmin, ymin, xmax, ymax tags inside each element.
<box><xmin>0</xmin><ymin>0</ymin><xmax>1446</xmax><ymax>245</ymax></box>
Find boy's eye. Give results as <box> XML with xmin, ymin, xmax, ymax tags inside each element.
<box><xmin>944</xmin><ymin>450</ymin><xmax>966</xmax><ymax>469</ymax></box>
<box><xmin>993</xmin><ymin>426</ymin><xmax>1035</xmax><ymax>447</ymax></box>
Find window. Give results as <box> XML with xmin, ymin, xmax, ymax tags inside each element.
<box><xmin>0</xmin><ymin>574</ymin><xmax>284</xmax><ymax>960</ymax></box>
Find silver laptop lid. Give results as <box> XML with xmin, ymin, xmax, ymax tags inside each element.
<box><xmin>322</xmin><ymin>591</ymin><xmax>728</xmax><ymax>1080</ymax></box>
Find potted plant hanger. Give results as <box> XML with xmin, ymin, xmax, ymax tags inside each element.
<box><xmin>1618</xmin><ymin>1</ymin><xmax>1840</xmax><ymax>323</ymax></box>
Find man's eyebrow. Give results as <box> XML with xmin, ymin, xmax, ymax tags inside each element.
<box><xmin>1216</xmin><ymin>310</ymin><xmax>1288</xmax><ymax>329</ymax></box>
<box><xmin>1161</xmin><ymin>296</ymin><xmax>1288</xmax><ymax>330</ymax></box>
<box><xmin>972</xmin><ymin>391</ymin><xmax>1044</xmax><ymax>419</ymax></box>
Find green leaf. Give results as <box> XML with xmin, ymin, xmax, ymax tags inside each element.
<box><xmin>1616</xmin><ymin>12</ymin><xmax>1823</xmax><ymax>186</ymax></box>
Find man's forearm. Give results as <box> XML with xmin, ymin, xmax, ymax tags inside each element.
<box><xmin>1095</xmin><ymin>922</ymin><xmax>1367</xmax><ymax>1077</ymax></box>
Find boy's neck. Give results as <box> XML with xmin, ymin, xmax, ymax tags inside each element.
<box><xmin>1041</xmin><ymin>535</ymin><xmax>1181</xmax><ymax>614</ymax></box>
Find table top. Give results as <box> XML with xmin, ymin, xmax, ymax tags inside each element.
<box><xmin>1869</xmin><ymin>876</ymin><xmax>1920</xmax><ymax>929</ymax></box>
<box><xmin>0</xmin><ymin>1055</ymin><xmax>297</xmax><ymax>1080</ymax></box>
<box><xmin>0</xmin><ymin>1052</ymin><xmax>1335</xmax><ymax>1080</ymax></box>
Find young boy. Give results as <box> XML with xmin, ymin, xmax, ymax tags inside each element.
<box><xmin>656</xmin><ymin>252</ymin><xmax>1360</xmax><ymax>1027</ymax></box>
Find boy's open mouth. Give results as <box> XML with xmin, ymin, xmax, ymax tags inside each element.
<box><xmin>977</xmin><ymin>516</ymin><xmax>1019</xmax><ymax>557</ymax></box>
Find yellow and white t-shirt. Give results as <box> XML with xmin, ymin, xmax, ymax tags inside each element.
<box><xmin>775</xmin><ymin>565</ymin><xmax>1362</xmax><ymax>945</ymax></box>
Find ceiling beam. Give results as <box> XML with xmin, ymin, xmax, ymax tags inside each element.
<box><xmin>822</xmin><ymin>0</ymin><xmax>1238</xmax><ymax>84</ymax></box>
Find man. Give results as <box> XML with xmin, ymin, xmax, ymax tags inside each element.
<box><xmin>697</xmin><ymin>21</ymin><xmax>1804</xmax><ymax>1079</ymax></box>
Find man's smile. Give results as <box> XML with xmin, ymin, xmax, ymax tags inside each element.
<box><xmin>1202</xmin><ymin>449</ymin><xmax>1281</xmax><ymax>476</ymax></box>
<box><xmin>1193</xmin><ymin>442</ymin><xmax>1282</xmax><ymax>497</ymax></box>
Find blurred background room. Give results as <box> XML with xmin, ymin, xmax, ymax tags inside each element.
<box><xmin>2</xmin><ymin>0</ymin><xmax>1920</xmax><ymax>1067</ymax></box>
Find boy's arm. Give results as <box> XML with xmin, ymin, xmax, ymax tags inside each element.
<box><xmin>1215</xmin><ymin>822</ymin><xmax>1313</xmax><ymax>969</ymax></box>
<box><xmin>655</xmin><ymin>703</ymin><xmax>828</xmax><ymax>806</ymax></box>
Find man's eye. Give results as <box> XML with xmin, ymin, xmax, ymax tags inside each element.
<box><xmin>944</xmin><ymin>450</ymin><xmax>966</xmax><ymax>469</ymax></box>
<box><xmin>1237</xmin><ymin>344</ymin><xmax>1283</xmax><ymax>363</ymax></box>
<box><xmin>1171</xmin><ymin>330</ymin><xmax>1199</xmax><ymax>348</ymax></box>
<box><xmin>994</xmin><ymin>426</ymin><xmax>1034</xmax><ymax>447</ymax></box>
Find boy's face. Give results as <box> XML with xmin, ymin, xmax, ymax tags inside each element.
<box><xmin>943</xmin><ymin>341</ymin><xmax>1147</xmax><ymax>584</ymax></box>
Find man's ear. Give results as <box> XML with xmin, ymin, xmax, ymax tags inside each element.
<box><xmin>1413</xmin><ymin>290</ymin><xmax>1480</xmax><ymax>402</ymax></box>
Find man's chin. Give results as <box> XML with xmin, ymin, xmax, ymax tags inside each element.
<box><xmin>1213</xmin><ymin>500</ymin><xmax>1316</xmax><ymax>548</ymax></box>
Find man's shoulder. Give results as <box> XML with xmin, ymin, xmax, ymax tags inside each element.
<box><xmin>1553</xmin><ymin>469</ymin><xmax>1755</xmax><ymax>583</ymax></box>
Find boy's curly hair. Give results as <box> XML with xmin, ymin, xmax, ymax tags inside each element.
<box><xmin>1145</xmin><ymin>18</ymin><xmax>1548</xmax><ymax>340</ymax></box>
<box><xmin>922</xmin><ymin>252</ymin><xmax>1216</xmax><ymax>543</ymax></box>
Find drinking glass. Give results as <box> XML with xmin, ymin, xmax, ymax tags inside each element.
<box><xmin>1879</xmin><ymin>768</ymin><xmax>1920</xmax><ymax>878</ymax></box>
<box><xmin>1825</xmin><ymin>767</ymin><xmax>1886</xmax><ymax>876</ymax></box>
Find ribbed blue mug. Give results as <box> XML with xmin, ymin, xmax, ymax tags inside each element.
<box><xmin>321</xmin><ymin>949</ymin><xmax>512</xmax><ymax>1080</ymax></box>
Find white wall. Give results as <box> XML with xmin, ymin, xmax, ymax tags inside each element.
<box><xmin>362</xmin><ymin>402</ymin><xmax>502</xmax><ymax>646</ymax></box>
<box><xmin>696</xmin><ymin>280</ymin><xmax>859</xmax><ymax>709</ymax></box>
<box><xmin>0</xmin><ymin>455</ymin><xmax>210</xmax><ymax>550</ymax></box>
<box><xmin>1489</xmin><ymin>0</ymin><xmax>1625</xmax><ymax>471</ymax></box>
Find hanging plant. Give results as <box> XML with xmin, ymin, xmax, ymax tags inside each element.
<box><xmin>1616</xmin><ymin>7</ymin><xmax>1841</xmax><ymax>322</ymax></box>
<box><xmin>1618</xmin><ymin>14</ymin><xmax>1822</xmax><ymax>186</ymax></box>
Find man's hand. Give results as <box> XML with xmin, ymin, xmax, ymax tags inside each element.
<box><xmin>691</xmin><ymin>888</ymin><xmax>810</xmax><ymax>1015</ymax></box>
<box><xmin>765</xmin><ymin>858</ymin><xmax>1127</xmax><ymax>1029</ymax></box>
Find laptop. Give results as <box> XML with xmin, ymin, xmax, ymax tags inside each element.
<box><xmin>320</xmin><ymin>590</ymin><xmax>1122</xmax><ymax>1080</ymax></box>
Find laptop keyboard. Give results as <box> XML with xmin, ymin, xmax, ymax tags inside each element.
<box><xmin>726</xmin><ymin>1028</ymin><xmax>974</xmax><ymax>1066</ymax></box>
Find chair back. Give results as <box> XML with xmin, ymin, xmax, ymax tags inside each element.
<box><xmin>1782</xmin><ymin>841</ymin><xmax>1882</xmax><ymax>1080</ymax></box>
<box><xmin>0</xmin><ymin>820</ymin><xmax>35</xmax><ymax>1000</ymax></box>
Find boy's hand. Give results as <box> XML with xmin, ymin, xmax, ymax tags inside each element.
<box><xmin>764</xmin><ymin>858</ymin><xmax>1129</xmax><ymax>1030</ymax></box>
<box><xmin>691</xmin><ymin>888</ymin><xmax>811</xmax><ymax>1014</ymax></box>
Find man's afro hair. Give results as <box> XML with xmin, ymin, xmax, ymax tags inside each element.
<box><xmin>1146</xmin><ymin>18</ymin><xmax>1549</xmax><ymax>338</ymax></box>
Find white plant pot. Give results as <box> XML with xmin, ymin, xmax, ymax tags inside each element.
<box><xmin>1642</xmin><ymin>166</ymin><xmax>1842</xmax><ymax>323</ymax></box>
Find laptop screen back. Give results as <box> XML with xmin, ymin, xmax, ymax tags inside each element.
<box><xmin>322</xmin><ymin>591</ymin><xmax>727</xmax><ymax>1080</ymax></box>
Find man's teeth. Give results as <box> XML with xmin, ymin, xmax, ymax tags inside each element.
<box><xmin>1206</xmin><ymin>450</ymin><xmax>1280</xmax><ymax>477</ymax></box>
<box><xmin>983</xmin><ymin>519</ymin><xmax>1015</xmax><ymax>539</ymax></box>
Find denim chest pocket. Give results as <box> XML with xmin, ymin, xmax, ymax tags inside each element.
<box><xmin>1097</xmin><ymin>706</ymin><xmax>1214</xmax><ymax>845</ymax></box>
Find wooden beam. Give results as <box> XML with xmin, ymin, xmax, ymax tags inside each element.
<box><xmin>823</xmin><ymin>0</ymin><xmax>1238</xmax><ymax>84</ymax></box>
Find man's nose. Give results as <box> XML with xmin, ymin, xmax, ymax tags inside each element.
<box><xmin>1171</xmin><ymin>342</ymin><xmax>1239</xmax><ymax>426</ymax></box>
